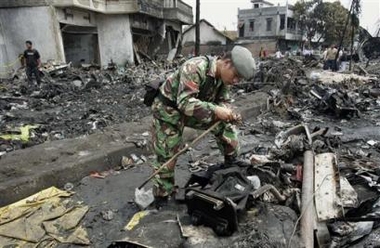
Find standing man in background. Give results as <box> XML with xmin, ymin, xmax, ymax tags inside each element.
<box><xmin>23</xmin><ymin>40</ymin><xmax>41</xmax><ymax>85</ymax></box>
<box><xmin>324</xmin><ymin>44</ymin><xmax>338</xmax><ymax>71</ymax></box>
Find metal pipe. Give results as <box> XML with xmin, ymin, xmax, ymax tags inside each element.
<box><xmin>301</xmin><ymin>150</ymin><xmax>315</xmax><ymax>247</ymax></box>
<box><xmin>251</xmin><ymin>184</ymin><xmax>286</xmax><ymax>202</ymax></box>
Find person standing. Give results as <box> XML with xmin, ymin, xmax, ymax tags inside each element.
<box><xmin>324</xmin><ymin>44</ymin><xmax>338</xmax><ymax>71</ymax></box>
<box><xmin>150</xmin><ymin>46</ymin><xmax>256</xmax><ymax>206</ymax></box>
<box><xmin>23</xmin><ymin>40</ymin><xmax>41</xmax><ymax>85</ymax></box>
<box><xmin>259</xmin><ymin>47</ymin><xmax>267</xmax><ymax>60</ymax></box>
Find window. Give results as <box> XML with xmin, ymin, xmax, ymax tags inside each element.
<box><xmin>280</xmin><ymin>15</ymin><xmax>285</xmax><ymax>30</ymax></box>
<box><xmin>266</xmin><ymin>18</ymin><xmax>272</xmax><ymax>31</ymax></box>
<box><xmin>239</xmin><ymin>23</ymin><xmax>245</xmax><ymax>37</ymax></box>
<box><xmin>254</xmin><ymin>3</ymin><xmax>259</xmax><ymax>8</ymax></box>
<box><xmin>249</xmin><ymin>19</ymin><xmax>255</xmax><ymax>32</ymax></box>
<box><xmin>287</xmin><ymin>17</ymin><xmax>296</xmax><ymax>30</ymax></box>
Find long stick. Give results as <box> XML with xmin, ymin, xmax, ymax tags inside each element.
<box><xmin>138</xmin><ymin>121</ymin><xmax>221</xmax><ymax>190</ymax></box>
<box><xmin>301</xmin><ymin>150</ymin><xmax>315</xmax><ymax>248</ymax></box>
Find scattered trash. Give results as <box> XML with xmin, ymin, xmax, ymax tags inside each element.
<box><xmin>90</xmin><ymin>171</ymin><xmax>106</xmax><ymax>179</ymax></box>
<box><xmin>1</xmin><ymin>58</ymin><xmax>180</xmax><ymax>153</ymax></box>
<box><xmin>247</xmin><ymin>175</ymin><xmax>261</xmax><ymax>190</ymax></box>
<box><xmin>367</xmin><ymin>140</ymin><xmax>378</xmax><ymax>146</ymax></box>
<box><xmin>101</xmin><ymin>210</ymin><xmax>115</xmax><ymax>221</ymax></box>
<box><xmin>0</xmin><ymin>187</ymin><xmax>89</xmax><ymax>246</ymax></box>
<box><xmin>124</xmin><ymin>211</ymin><xmax>150</xmax><ymax>231</ymax></box>
<box><xmin>0</xmin><ymin>125</ymin><xmax>39</xmax><ymax>142</ymax></box>
<box><xmin>121</xmin><ymin>156</ymin><xmax>134</xmax><ymax>170</ymax></box>
<box><xmin>134</xmin><ymin>188</ymin><xmax>154</xmax><ymax>210</ymax></box>
<box><xmin>131</xmin><ymin>153</ymin><xmax>144</xmax><ymax>165</ymax></box>
<box><xmin>64</xmin><ymin>182</ymin><xmax>74</xmax><ymax>191</ymax></box>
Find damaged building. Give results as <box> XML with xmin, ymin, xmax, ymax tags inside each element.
<box><xmin>237</xmin><ymin>0</ymin><xmax>302</xmax><ymax>55</ymax></box>
<box><xmin>181</xmin><ymin>19</ymin><xmax>235</xmax><ymax>56</ymax></box>
<box><xmin>0</xmin><ymin>0</ymin><xmax>193</xmax><ymax>77</ymax></box>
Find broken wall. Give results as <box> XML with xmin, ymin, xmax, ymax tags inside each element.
<box><xmin>153</xmin><ymin>20</ymin><xmax>182</xmax><ymax>58</ymax></box>
<box><xmin>0</xmin><ymin>6</ymin><xmax>64</xmax><ymax>78</ymax></box>
<box><xmin>97</xmin><ymin>14</ymin><xmax>134</xmax><ymax>66</ymax></box>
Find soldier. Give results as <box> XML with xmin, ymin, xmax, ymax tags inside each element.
<box><xmin>151</xmin><ymin>46</ymin><xmax>256</xmax><ymax>206</ymax></box>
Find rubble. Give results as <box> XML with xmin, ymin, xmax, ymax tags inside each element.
<box><xmin>172</xmin><ymin>57</ymin><xmax>380</xmax><ymax>246</ymax></box>
<box><xmin>0</xmin><ymin>187</ymin><xmax>90</xmax><ymax>246</ymax></box>
<box><xmin>1</xmin><ymin>54</ymin><xmax>379</xmax><ymax>247</ymax></box>
<box><xmin>0</xmin><ymin>59</ymin><xmax>181</xmax><ymax>154</ymax></box>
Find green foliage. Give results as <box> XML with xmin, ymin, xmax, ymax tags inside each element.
<box><xmin>293</xmin><ymin>0</ymin><xmax>361</xmax><ymax>45</ymax></box>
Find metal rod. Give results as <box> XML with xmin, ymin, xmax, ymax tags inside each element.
<box><xmin>301</xmin><ymin>150</ymin><xmax>315</xmax><ymax>248</ymax></box>
<box><xmin>137</xmin><ymin>121</ymin><xmax>221</xmax><ymax>190</ymax></box>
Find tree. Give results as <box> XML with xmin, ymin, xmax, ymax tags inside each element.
<box><xmin>293</xmin><ymin>0</ymin><xmax>360</xmax><ymax>46</ymax></box>
<box><xmin>293</xmin><ymin>0</ymin><xmax>318</xmax><ymax>45</ymax></box>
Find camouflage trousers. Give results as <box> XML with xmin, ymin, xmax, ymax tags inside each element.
<box><xmin>151</xmin><ymin>99</ymin><xmax>239</xmax><ymax>197</ymax></box>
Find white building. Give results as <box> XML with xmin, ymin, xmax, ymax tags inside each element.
<box><xmin>0</xmin><ymin>0</ymin><xmax>193</xmax><ymax>77</ymax></box>
<box><xmin>181</xmin><ymin>19</ymin><xmax>234</xmax><ymax>55</ymax></box>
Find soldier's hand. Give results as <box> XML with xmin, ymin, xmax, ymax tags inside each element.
<box><xmin>214</xmin><ymin>106</ymin><xmax>234</xmax><ymax>122</ymax></box>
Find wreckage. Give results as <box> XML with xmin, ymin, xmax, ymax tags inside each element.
<box><xmin>108</xmin><ymin>57</ymin><xmax>380</xmax><ymax>247</ymax></box>
<box><xmin>0</xmin><ymin>59</ymin><xmax>180</xmax><ymax>155</ymax></box>
<box><xmin>0</xmin><ymin>54</ymin><xmax>380</xmax><ymax>247</ymax></box>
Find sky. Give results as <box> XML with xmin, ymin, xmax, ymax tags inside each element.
<box><xmin>181</xmin><ymin>0</ymin><xmax>380</xmax><ymax>36</ymax></box>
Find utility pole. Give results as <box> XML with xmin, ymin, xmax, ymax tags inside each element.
<box><xmin>349</xmin><ymin>0</ymin><xmax>360</xmax><ymax>71</ymax></box>
<box><xmin>335</xmin><ymin>0</ymin><xmax>354</xmax><ymax>67</ymax></box>
<box><xmin>349</xmin><ymin>16</ymin><xmax>355</xmax><ymax>71</ymax></box>
<box><xmin>195</xmin><ymin>0</ymin><xmax>200</xmax><ymax>56</ymax></box>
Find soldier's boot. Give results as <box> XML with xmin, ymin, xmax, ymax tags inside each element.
<box><xmin>152</xmin><ymin>173</ymin><xmax>176</xmax><ymax>209</ymax></box>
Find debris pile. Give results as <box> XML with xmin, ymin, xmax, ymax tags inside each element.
<box><xmin>0</xmin><ymin>60</ymin><xmax>179</xmax><ymax>154</ymax></box>
<box><xmin>232</xmin><ymin>59</ymin><xmax>380</xmax><ymax>247</ymax></box>
<box><xmin>106</xmin><ymin>57</ymin><xmax>380</xmax><ymax>247</ymax></box>
<box><xmin>0</xmin><ymin>187</ymin><xmax>90</xmax><ymax>246</ymax></box>
<box><xmin>1</xmin><ymin>55</ymin><xmax>379</xmax><ymax>247</ymax></box>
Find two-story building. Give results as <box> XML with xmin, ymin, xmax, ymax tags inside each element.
<box><xmin>237</xmin><ymin>0</ymin><xmax>302</xmax><ymax>56</ymax></box>
<box><xmin>0</xmin><ymin>0</ymin><xmax>192</xmax><ymax>77</ymax></box>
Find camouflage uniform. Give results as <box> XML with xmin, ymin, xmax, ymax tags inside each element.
<box><xmin>151</xmin><ymin>56</ymin><xmax>239</xmax><ymax>196</ymax></box>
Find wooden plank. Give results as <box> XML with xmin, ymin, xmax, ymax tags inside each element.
<box><xmin>133</xmin><ymin>44</ymin><xmax>141</xmax><ymax>65</ymax></box>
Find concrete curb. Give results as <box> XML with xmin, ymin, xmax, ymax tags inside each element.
<box><xmin>0</xmin><ymin>92</ymin><xmax>268</xmax><ymax>206</ymax></box>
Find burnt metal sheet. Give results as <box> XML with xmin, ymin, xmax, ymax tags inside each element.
<box><xmin>314</xmin><ymin>153</ymin><xmax>342</xmax><ymax>221</ymax></box>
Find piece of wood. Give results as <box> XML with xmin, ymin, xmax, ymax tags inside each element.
<box><xmin>356</xmin><ymin>64</ymin><xmax>368</xmax><ymax>76</ymax></box>
<box><xmin>133</xmin><ymin>44</ymin><xmax>141</xmax><ymax>65</ymax></box>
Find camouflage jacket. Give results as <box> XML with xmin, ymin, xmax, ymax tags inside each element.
<box><xmin>158</xmin><ymin>56</ymin><xmax>230</xmax><ymax>124</ymax></box>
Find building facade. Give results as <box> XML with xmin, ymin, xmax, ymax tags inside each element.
<box><xmin>237</xmin><ymin>0</ymin><xmax>302</xmax><ymax>56</ymax></box>
<box><xmin>181</xmin><ymin>19</ymin><xmax>234</xmax><ymax>56</ymax></box>
<box><xmin>0</xmin><ymin>0</ymin><xmax>192</xmax><ymax>77</ymax></box>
